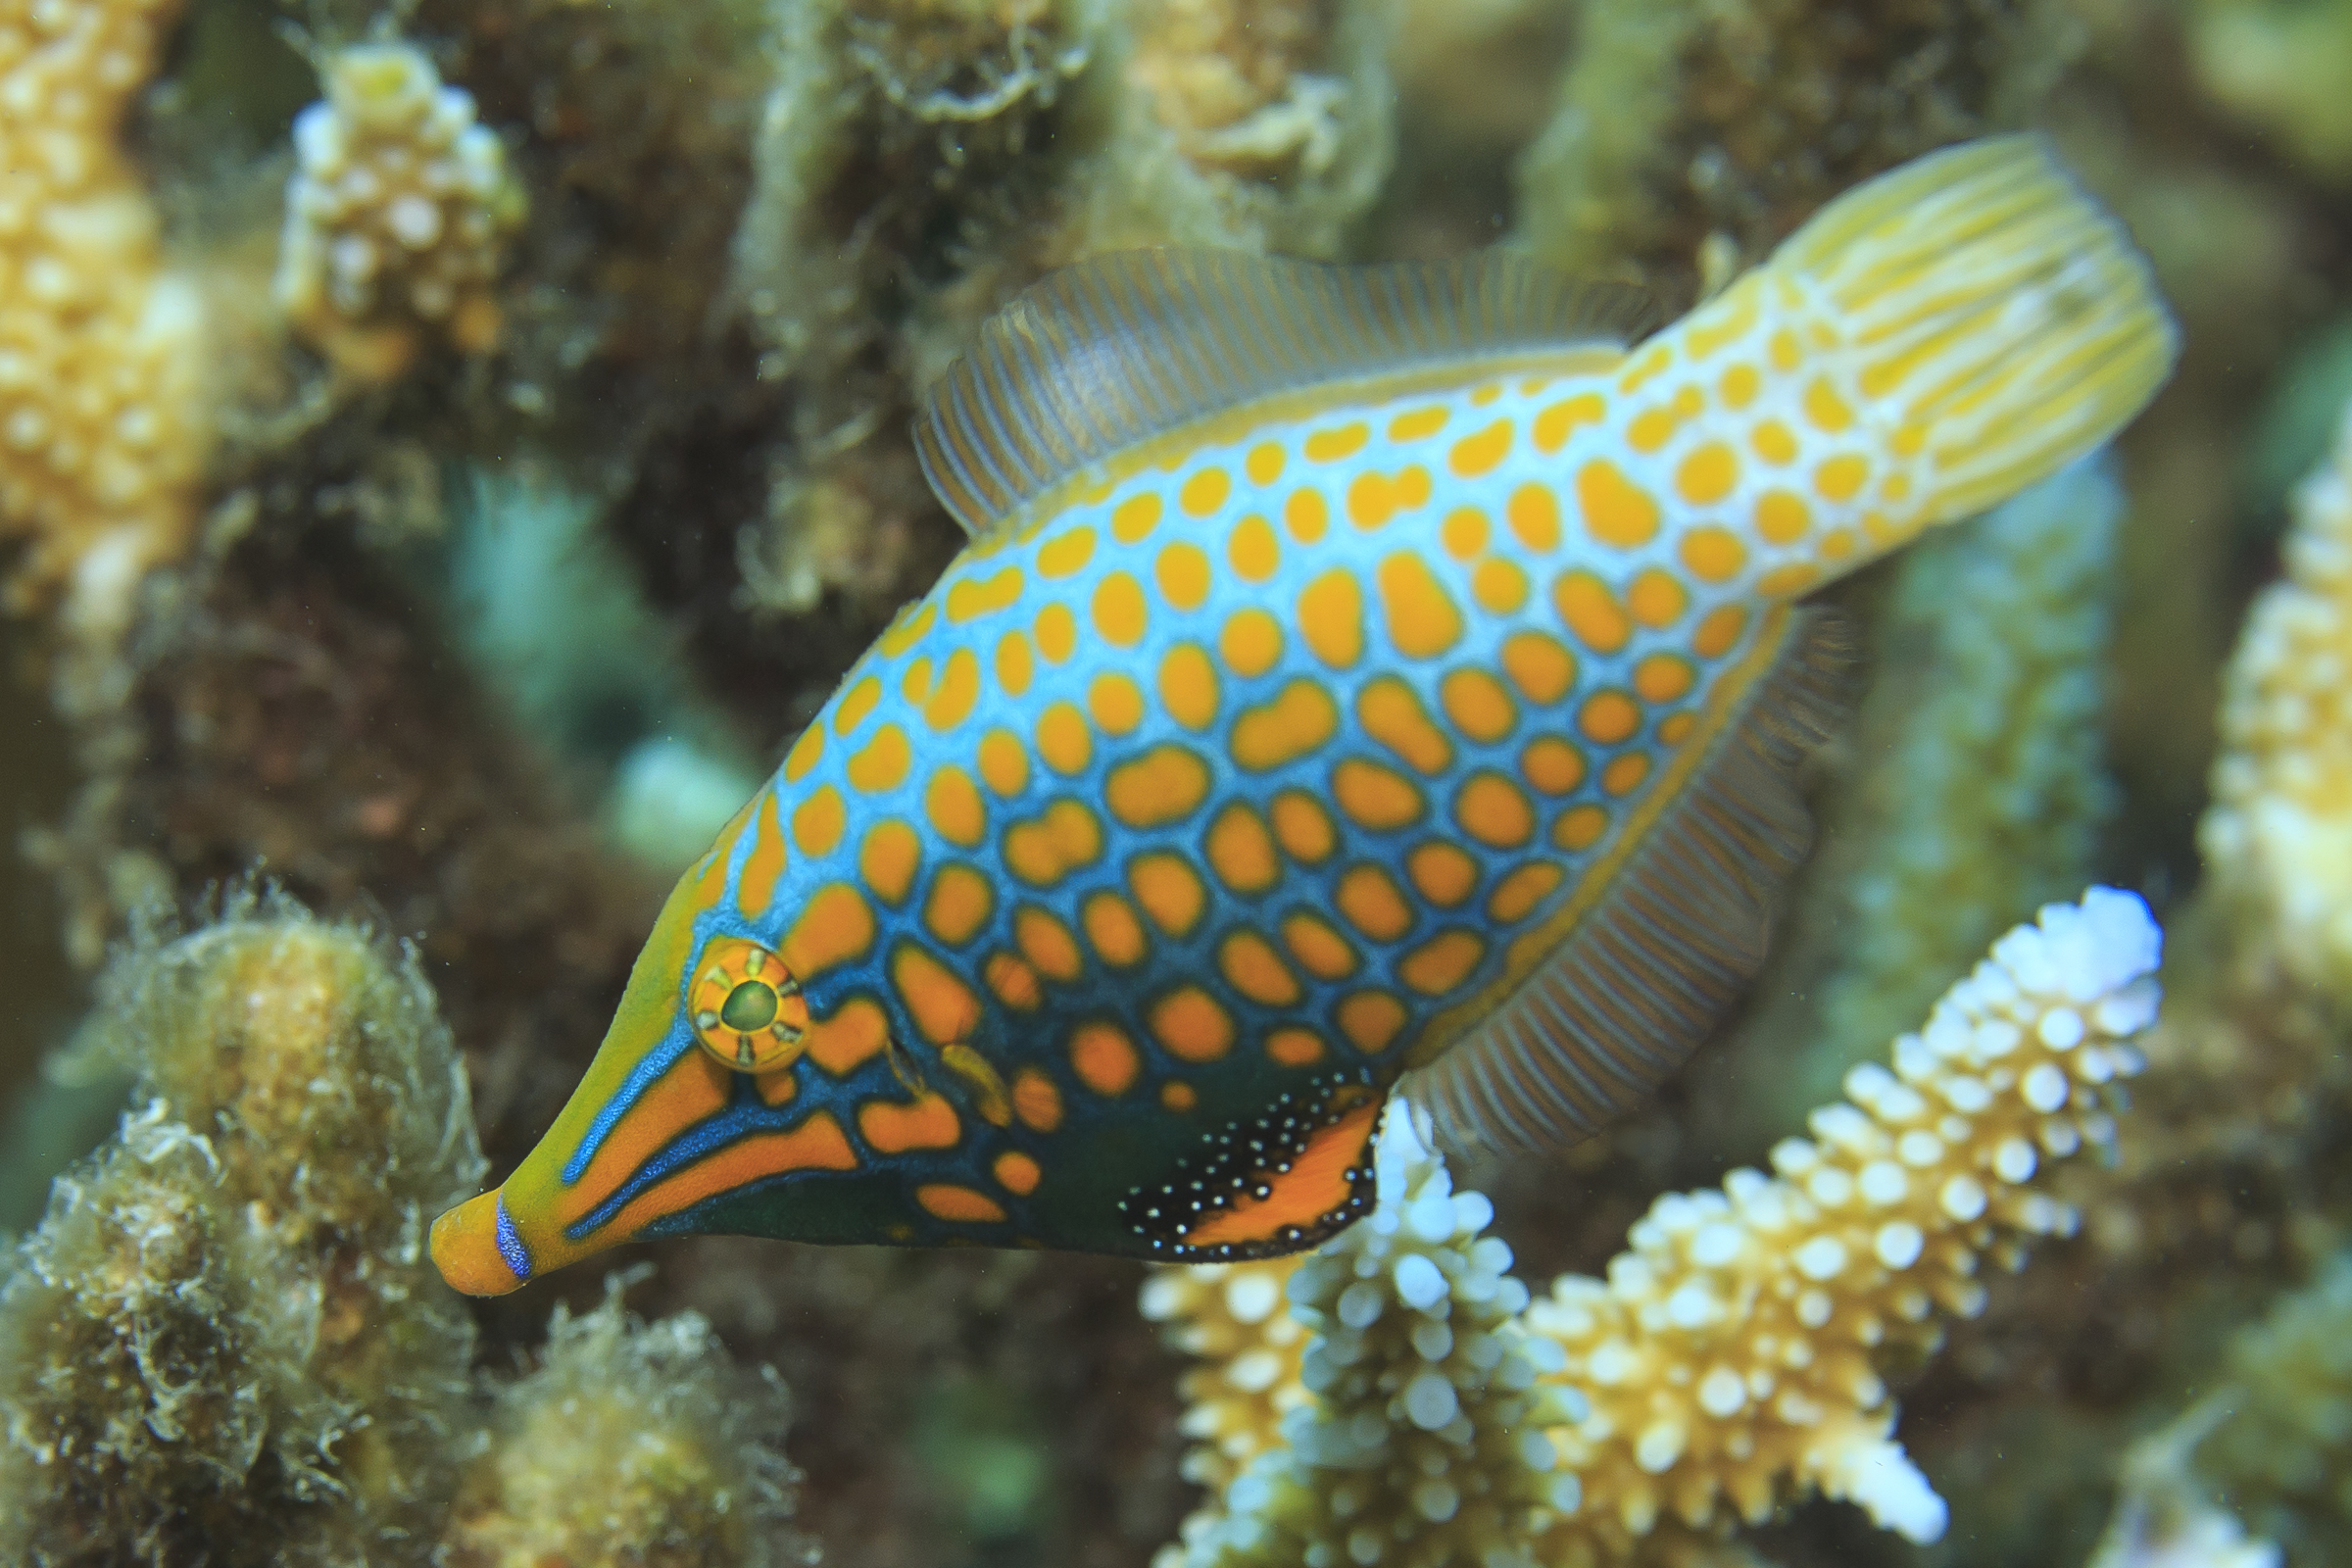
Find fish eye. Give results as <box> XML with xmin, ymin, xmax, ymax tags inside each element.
<box><xmin>690</xmin><ymin>938</ymin><xmax>809</xmax><ymax>1074</ymax></box>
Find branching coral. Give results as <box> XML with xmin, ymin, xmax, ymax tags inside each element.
<box><xmin>0</xmin><ymin>0</ymin><xmax>208</xmax><ymax>638</ymax></box>
<box><xmin>276</xmin><ymin>38</ymin><xmax>526</xmax><ymax>383</ymax></box>
<box><xmin>1153</xmin><ymin>1106</ymin><xmax>1576</xmax><ymax>1568</ymax></box>
<box><xmin>1532</xmin><ymin>887</ymin><xmax>2161</xmax><ymax>1559</ymax></box>
<box><xmin>2201</xmin><ymin>403</ymin><xmax>2352</xmax><ymax>1006</ymax></box>
<box><xmin>1148</xmin><ymin>890</ymin><xmax>2167</xmax><ymax>1565</ymax></box>
<box><xmin>446</xmin><ymin>1277</ymin><xmax>820</xmax><ymax>1568</ymax></box>
<box><xmin>0</xmin><ymin>895</ymin><xmax>486</xmax><ymax>1563</ymax></box>
<box><xmin>1140</xmin><ymin>1258</ymin><xmax>1312</xmax><ymax>1500</ymax></box>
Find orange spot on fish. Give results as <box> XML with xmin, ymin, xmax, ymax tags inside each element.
<box><xmin>1269</xmin><ymin>789</ymin><xmax>1337</xmax><ymax>863</ymax></box>
<box><xmin>1219</xmin><ymin>608</ymin><xmax>1284</xmax><ymax>676</ymax></box>
<box><xmin>1083</xmin><ymin>892</ymin><xmax>1150</xmax><ymax>968</ymax></box>
<box><xmin>1332</xmin><ymin>759</ymin><xmax>1424</xmax><ymax>831</ymax></box>
<box><xmin>1336</xmin><ymin>864</ymin><xmax>1414</xmax><ymax>942</ymax></box>
<box><xmin>1336</xmin><ymin>991</ymin><xmax>1407</xmax><ymax>1054</ymax></box>
<box><xmin>1012</xmin><ymin>1066</ymin><xmax>1062</xmax><ymax>1130</ymax></box>
<box><xmin>1376</xmin><ymin>553</ymin><xmax>1464</xmax><ymax>660</ymax></box>
<box><xmin>1105</xmin><ymin>744</ymin><xmax>1211</xmax><ymax>829</ymax></box>
<box><xmin>1500</xmin><ymin>632</ymin><xmax>1577</xmax><ymax>705</ymax></box>
<box><xmin>924</xmin><ymin>766</ymin><xmax>988</xmax><ymax>847</ymax></box>
<box><xmin>1406</xmin><ymin>841</ymin><xmax>1480</xmax><ymax>907</ymax></box>
<box><xmin>1219</xmin><ymin>930</ymin><xmax>1301</xmax><ymax>1005</ymax></box>
<box><xmin>1298</xmin><ymin>569</ymin><xmax>1365</xmax><ymax>669</ymax></box>
<box><xmin>1282</xmin><ymin>911</ymin><xmax>1358</xmax><ymax>980</ymax></box>
<box><xmin>924</xmin><ymin>864</ymin><xmax>995</xmax><ymax>947</ymax></box>
<box><xmin>1071</xmin><ymin>1021</ymin><xmax>1141</xmax><ymax>1096</ymax></box>
<box><xmin>858</xmin><ymin>1092</ymin><xmax>962</xmax><ymax>1153</ymax></box>
<box><xmin>738</xmin><ymin>793</ymin><xmax>788</xmax><ymax>917</ymax></box>
<box><xmin>1157</xmin><ymin>643</ymin><xmax>1222</xmax><ymax>730</ymax></box>
<box><xmin>1399</xmin><ymin>929</ymin><xmax>1485</xmax><ymax>995</ymax></box>
<box><xmin>1232</xmin><ymin>680</ymin><xmax>1339</xmax><ymax>771</ymax></box>
<box><xmin>1205</xmin><ymin>802</ymin><xmax>1282</xmax><ymax>893</ymax></box>
<box><xmin>1521</xmin><ymin>737</ymin><xmax>1587</xmax><ymax>795</ymax></box>
<box><xmin>1151</xmin><ymin>986</ymin><xmax>1235</xmax><ymax>1062</ymax></box>
<box><xmin>792</xmin><ymin>785</ymin><xmax>848</xmax><ymax>858</ymax></box>
<box><xmin>918</xmin><ymin>1184</ymin><xmax>1005</xmax><ymax>1224</ymax></box>
<box><xmin>1131</xmin><ymin>853</ymin><xmax>1206</xmax><ymax>936</ymax></box>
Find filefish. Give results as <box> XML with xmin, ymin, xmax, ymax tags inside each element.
<box><xmin>432</xmin><ymin>136</ymin><xmax>2176</xmax><ymax>1295</ymax></box>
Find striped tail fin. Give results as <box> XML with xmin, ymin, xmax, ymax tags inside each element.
<box><xmin>1771</xmin><ymin>135</ymin><xmax>2178</xmax><ymax>525</ymax></box>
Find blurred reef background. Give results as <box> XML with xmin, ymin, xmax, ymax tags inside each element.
<box><xmin>2</xmin><ymin>0</ymin><xmax>2350</xmax><ymax>1563</ymax></box>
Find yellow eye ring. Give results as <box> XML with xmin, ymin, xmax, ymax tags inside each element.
<box><xmin>691</xmin><ymin>939</ymin><xmax>808</xmax><ymax>1074</ymax></box>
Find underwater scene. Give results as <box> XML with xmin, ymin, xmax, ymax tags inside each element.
<box><xmin>2</xmin><ymin>0</ymin><xmax>2349</xmax><ymax>1563</ymax></box>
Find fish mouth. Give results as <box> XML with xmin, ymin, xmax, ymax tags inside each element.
<box><xmin>429</xmin><ymin>1187</ymin><xmax>532</xmax><ymax>1297</ymax></box>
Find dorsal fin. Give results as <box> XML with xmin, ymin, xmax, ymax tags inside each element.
<box><xmin>914</xmin><ymin>249</ymin><xmax>1655</xmax><ymax>537</ymax></box>
<box><xmin>1399</xmin><ymin>610</ymin><xmax>1857</xmax><ymax>1162</ymax></box>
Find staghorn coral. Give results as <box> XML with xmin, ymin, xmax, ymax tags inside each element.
<box><xmin>1152</xmin><ymin>1106</ymin><xmax>1575</xmax><ymax>1568</ymax></box>
<box><xmin>0</xmin><ymin>0</ymin><xmax>209</xmax><ymax>640</ymax></box>
<box><xmin>1531</xmin><ymin>888</ymin><xmax>2161</xmax><ymax>1560</ymax></box>
<box><xmin>446</xmin><ymin>1277</ymin><xmax>819</xmax><ymax>1568</ymax></box>
<box><xmin>2200</xmin><ymin>403</ymin><xmax>2352</xmax><ymax>1006</ymax></box>
<box><xmin>276</xmin><ymin>38</ymin><xmax>527</xmax><ymax>383</ymax></box>
<box><xmin>0</xmin><ymin>896</ymin><xmax>485</xmax><ymax>1563</ymax></box>
<box><xmin>1139</xmin><ymin>1257</ymin><xmax>1312</xmax><ymax>1501</ymax></box>
<box><xmin>1148</xmin><ymin>890</ymin><xmax>2167</xmax><ymax>1566</ymax></box>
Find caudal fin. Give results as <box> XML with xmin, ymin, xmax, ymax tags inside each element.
<box><xmin>1772</xmin><ymin>135</ymin><xmax>2178</xmax><ymax>524</ymax></box>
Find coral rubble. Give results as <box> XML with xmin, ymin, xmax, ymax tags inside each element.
<box><xmin>0</xmin><ymin>0</ymin><xmax>208</xmax><ymax>638</ymax></box>
<box><xmin>1151</xmin><ymin>891</ymin><xmax>2166</xmax><ymax>1566</ymax></box>
<box><xmin>276</xmin><ymin>38</ymin><xmax>527</xmax><ymax>383</ymax></box>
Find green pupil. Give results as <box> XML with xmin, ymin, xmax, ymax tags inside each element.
<box><xmin>719</xmin><ymin>979</ymin><xmax>780</xmax><ymax>1033</ymax></box>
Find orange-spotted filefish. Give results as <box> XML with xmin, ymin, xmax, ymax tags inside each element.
<box><xmin>431</xmin><ymin>136</ymin><xmax>2176</xmax><ymax>1295</ymax></box>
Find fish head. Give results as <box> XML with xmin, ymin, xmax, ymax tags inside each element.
<box><xmin>430</xmin><ymin>839</ymin><xmax>866</xmax><ymax>1294</ymax></box>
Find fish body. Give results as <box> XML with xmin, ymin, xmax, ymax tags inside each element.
<box><xmin>432</xmin><ymin>137</ymin><xmax>2176</xmax><ymax>1296</ymax></box>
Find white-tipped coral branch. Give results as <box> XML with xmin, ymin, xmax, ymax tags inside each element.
<box><xmin>1146</xmin><ymin>889</ymin><xmax>2167</xmax><ymax>1566</ymax></box>
<box><xmin>276</xmin><ymin>40</ymin><xmax>525</xmax><ymax>382</ymax></box>
<box><xmin>1152</xmin><ymin>1106</ymin><xmax>1576</xmax><ymax>1568</ymax></box>
<box><xmin>2202</xmin><ymin>404</ymin><xmax>2352</xmax><ymax>1006</ymax></box>
<box><xmin>1531</xmin><ymin>886</ymin><xmax>2162</xmax><ymax>1560</ymax></box>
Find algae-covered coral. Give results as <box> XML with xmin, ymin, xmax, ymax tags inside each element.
<box><xmin>1</xmin><ymin>0</ymin><xmax>2351</xmax><ymax>1562</ymax></box>
<box><xmin>0</xmin><ymin>898</ymin><xmax>814</xmax><ymax>1567</ymax></box>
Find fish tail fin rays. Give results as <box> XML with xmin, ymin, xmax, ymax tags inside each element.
<box><xmin>1400</xmin><ymin>609</ymin><xmax>1857</xmax><ymax>1165</ymax></box>
<box><xmin>1771</xmin><ymin>133</ymin><xmax>2178</xmax><ymax>535</ymax></box>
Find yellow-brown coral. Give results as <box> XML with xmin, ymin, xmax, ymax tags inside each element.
<box><xmin>1139</xmin><ymin>1259</ymin><xmax>1311</xmax><ymax>1498</ymax></box>
<box><xmin>0</xmin><ymin>0</ymin><xmax>208</xmax><ymax>635</ymax></box>
<box><xmin>2200</xmin><ymin>404</ymin><xmax>2352</xmax><ymax>1004</ymax></box>
<box><xmin>1147</xmin><ymin>890</ymin><xmax>2167</xmax><ymax>1566</ymax></box>
<box><xmin>1531</xmin><ymin>888</ymin><xmax>2160</xmax><ymax>1559</ymax></box>
<box><xmin>276</xmin><ymin>39</ymin><xmax>525</xmax><ymax>383</ymax></box>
